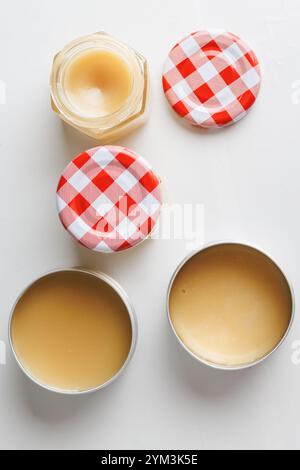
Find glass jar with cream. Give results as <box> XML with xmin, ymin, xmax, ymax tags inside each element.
<box><xmin>51</xmin><ymin>33</ymin><xmax>148</xmax><ymax>142</ymax></box>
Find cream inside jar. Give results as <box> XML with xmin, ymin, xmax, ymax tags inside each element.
<box><xmin>63</xmin><ymin>48</ymin><xmax>133</xmax><ymax>118</ymax></box>
<box><xmin>169</xmin><ymin>244</ymin><xmax>293</xmax><ymax>368</ymax></box>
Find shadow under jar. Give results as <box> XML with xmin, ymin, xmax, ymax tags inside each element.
<box><xmin>51</xmin><ymin>32</ymin><xmax>148</xmax><ymax>142</ymax></box>
<box><xmin>9</xmin><ymin>269</ymin><xmax>137</xmax><ymax>394</ymax></box>
<box><xmin>167</xmin><ymin>243</ymin><xmax>294</xmax><ymax>370</ymax></box>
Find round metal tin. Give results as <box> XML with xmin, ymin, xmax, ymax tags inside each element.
<box><xmin>167</xmin><ymin>241</ymin><xmax>295</xmax><ymax>371</ymax></box>
<box><xmin>9</xmin><ymin>268</ymin><xmax>138</xmax><ymax>395</ymax></box>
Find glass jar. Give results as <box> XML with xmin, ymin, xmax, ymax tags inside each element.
<box><xmin>50</xmin><ymin>32</ymin><xmax>148</xmax><ymax>142</ymax></box>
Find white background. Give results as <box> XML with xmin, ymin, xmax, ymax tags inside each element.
<box><xmin>0</xmin><ymin>0</ymin><xmax>300</xmax><ymax>451</ymax></box>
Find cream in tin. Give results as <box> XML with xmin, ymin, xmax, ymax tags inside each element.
<box><xmin>168</xmin><ymin>243</ymin><xmax>294</xmax><ymax>369</ymax></box>
<box><xmin>9</xmin><ymin>269</ymin><xmax>137</xmax><ymax>394</ymax></box>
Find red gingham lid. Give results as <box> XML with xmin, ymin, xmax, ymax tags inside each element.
<box><xmin>162</xmin><ymin>30</ymin><xmax>261</xmax><ymax>128</ymax></box>
<box><xmin>56</xmin><ymin>146</ymin><xmax>162</xmax><ymax>253</ymax></box>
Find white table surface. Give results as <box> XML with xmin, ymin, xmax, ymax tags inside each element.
<box><xmin>1</xmin><ymin>0</ymin><xmax>300</xmax><ymax>451</ymax></box>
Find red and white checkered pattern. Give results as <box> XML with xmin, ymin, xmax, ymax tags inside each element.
<box><xmin>56</xmin><ymin>146</ymin><xmax>162</xmax><ymax>253</ymax></box>
<box><xmin>162</xmin><ymin>30</ymin><xmax>261</xmax><ymax>128</ymax></box>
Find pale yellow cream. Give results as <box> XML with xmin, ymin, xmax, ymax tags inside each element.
<box><xmin>11</xmin><ymin>271</ymin><xmax>132</xmax><ymax>392</ymax></box>
<box><xmin>169</xmin><ymin>244</ymin><xmax>292</xmax><ymax>367</ymax></box>
<box><xmin>64</xmin><ymin>49</ymin><xmax>133</xmax><ymax>117</ymax></box>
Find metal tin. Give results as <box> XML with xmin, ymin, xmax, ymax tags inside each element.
<box><xmin>167</xmin><ymin>241</ymin><xmax>295</xmax><ymax>371</ymax></box>
<box><xmin>9</xmin><ymin>268</ymin><xmax>138</xmax><ymax>395</ymax></box>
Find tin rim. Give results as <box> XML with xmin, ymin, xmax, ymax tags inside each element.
<box><xmin>8</xmin><ymin>267</ymin><xmax>138</xmax><ymax>395</ymax></box>
<box><xmin>167</xmin><ymin>241</ymin><xmax>296</xmax><ymax>371</ymax></box>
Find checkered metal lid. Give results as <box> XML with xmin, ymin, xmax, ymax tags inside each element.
<box><xmin>56</xmin><ymin>146</ymin><xmax>162</xmax><ymax>253</ymax></box>
<box><xmin>162</xmin><ymin>30</ymin><xmax>261</xmax><ymax>128</ymax></box>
